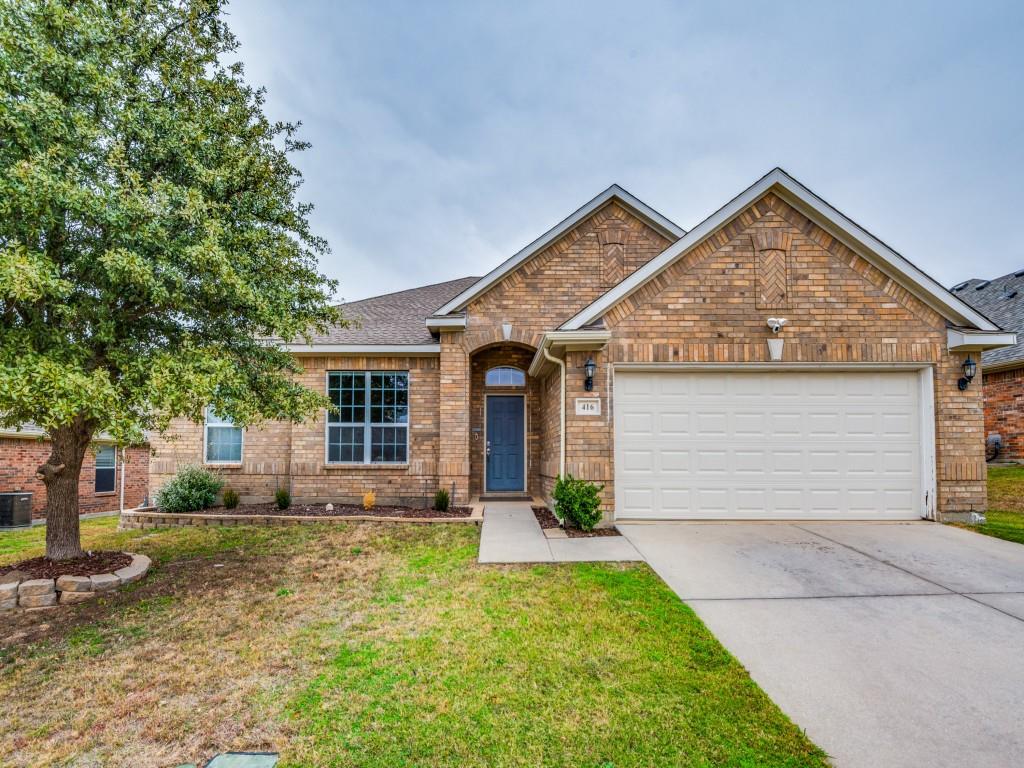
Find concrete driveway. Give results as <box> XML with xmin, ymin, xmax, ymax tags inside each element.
<box><xmin>619</xmin><ymin>521</ymin><xmax>1024</xmax><ymax>768</ymax></box>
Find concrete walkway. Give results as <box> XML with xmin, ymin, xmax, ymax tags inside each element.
<box><xmin>620</xmin><ymin>521</ymin><xmax>1024</xmax><ymax>768</ymax></box>
<box><xmin>478</xmin><ymin>501</ymin><xmax>642</xmax><ymax>563</ymax></box>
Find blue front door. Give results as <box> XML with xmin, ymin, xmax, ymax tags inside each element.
<box><xmin>486</xmin><ymin>395</ymin><xmax>525</xmax><ymax>492</ymax></box>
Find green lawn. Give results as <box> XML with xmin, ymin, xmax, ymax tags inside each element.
<box><xmin>951</xmin><ymin>465</ymin><xmax>1024</xmax><ymax>545</ymax></box>
<box><xmin>0</xmin><ymin>519</ymin><xmax>827</xmax><ymax>768</ymax></box>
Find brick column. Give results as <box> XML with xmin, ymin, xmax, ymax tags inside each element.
<box><xmin>438</xmin><ymin>331</ymin><xmax>471</xmax><ymax>503</ymax></box>
<box><xmin>563</xmin><ymin>349</ymin><xmax>615</xmax><ymax>523</ymax></box>
<box><xmin>935</xmin><ymin>351</ymin><xmax>988</xmax><ymax>516</ymax></box>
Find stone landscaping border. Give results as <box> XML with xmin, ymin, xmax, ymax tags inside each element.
<box><xmin>0</xmin><ymin>554</ymin><xmax>151</xmax><ymax>613</ymax></box>
<box><xmin>119</xmin><ymin>506</ymin><xmax>484</xmax><ymax>530</ymax></box>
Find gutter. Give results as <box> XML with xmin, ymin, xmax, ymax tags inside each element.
<box><xmin>542</xmin><ymin>345</ymin><xmax>566</xmax><ymax>479</ymax></box>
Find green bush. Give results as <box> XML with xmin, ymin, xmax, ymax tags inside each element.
<box><xmin>222</xmin><ymin>488</ymin><xmax>240</xmax><ymax>510</ymax></box>
<box><xmin>433</xmin><ymin>487</ymin><xmax>450</xmax><ymax>512</ymax></box>
<box><xmin>155</xmin><ymin>465</ymin><xmax>224</xmax><ymax>513</ymax></box>
<box><xmin>553</xmin><ymin>474</ymin><xmax>605</xmax><ymax>532</ymax></box>
<box><xmin>275</xmin><ymin>487</ymin><xmax>291</xmax><ymax>510</ymax></box>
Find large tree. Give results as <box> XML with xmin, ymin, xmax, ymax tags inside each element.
<box><xmin>0</xmin><ymin>0</ymin><xmax>339</xmax><ymax>559</ymax></box>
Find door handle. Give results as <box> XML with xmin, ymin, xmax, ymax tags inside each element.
<box><xmin>486</xmin><ymin>441</ymin><xmax>491</xmax><ymax>457</ymax></box>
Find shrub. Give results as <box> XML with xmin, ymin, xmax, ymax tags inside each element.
<box><xmin>275</xmin><ymin>488</ymin><xmax>291</xmax><ymax>510</ymax></box>
<box><xmin>552</xmin><ymin>474</ymin><xmax>605</xmax><ymax>532</ymax></box>
<box><xmin>156</xmin><ymin>465</ymin><xmax>224</xmax><ymax>513</ymax></box>
<box><xmin>222</xmin><ymin>488</ymin><xmax>240</xmax><ymax>509</ymax></box>
<box><xmin>362</xmin><ymin>490</ymin><xmax>376</xmax><ymax>511</ymax></box>
<box><xmin>433</xmin><ymin>487</ymin><xmax>450</xmax><ymax>512</ymax></box>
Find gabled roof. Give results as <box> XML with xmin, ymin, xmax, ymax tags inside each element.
<box><xmin>561</xmin><ymin>168</ymin><xmax>1000</xmax><ymax>332</ymax></box>
<box><xmin>282</xmin><ymin>276</ymin><xmax>479</xmax><ymax>349</ymax></box>
<box><xmin>432</xmin><ymin>184</ymin><xmax>686</xmax><ymax>316</ymax></box>
<box><xmin>952</xmin><ymin>269</ymin><xmax>1024</xmax><ymax>368</ymax></box>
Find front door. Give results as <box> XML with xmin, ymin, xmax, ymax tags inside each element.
<box><xmin>486</xmin><ymin>395</ymin><xmax>525</xmax><ymax>492</ymax></box>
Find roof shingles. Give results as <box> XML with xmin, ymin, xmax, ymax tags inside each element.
<box><xmin>952</xmin><ymin>269</ymin><xmax>1024</xmax><ymax>367</ymax></box>
<box><xmin>306</xmin><ymin>276</ymin><xmax>479</xmax><ymax>346</ymax></box>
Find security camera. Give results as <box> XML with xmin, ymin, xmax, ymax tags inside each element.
<box><xmin>766</xmin><ymin>317</ymin><xmax>788</xmax><ymax>334</ymax></box>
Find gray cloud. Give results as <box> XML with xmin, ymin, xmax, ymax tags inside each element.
<box><xmin>227</xmin><ymin>0</ymin><xmax>1024</xmax><ymax>301</ymax></box>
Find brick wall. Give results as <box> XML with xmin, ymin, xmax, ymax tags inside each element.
<box><xmin>573</xmin><ymin>191</ymin><xmax>988</xmax><ymax>518</ymax></box>
<box><xmin>0</xmin><ymin>437</ymin><xmax>149</xmax><ymax>518</ymax></box>
<box><xmin>983</xmin><ymin>367</ymin><xmax>1024</xmax><ymax>461</ymax></box>
<box><xmin>465</xmin><ymin>201</ymin><xmax>673</xmax><ymax>337</ymax></box>
<box><xmin>149</xmin><ymin>355</ymin><xmax>441</xmax><ymax>507</ymax></box>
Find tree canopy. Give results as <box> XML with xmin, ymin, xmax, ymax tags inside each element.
<box><xmin>0</xmin><ymin>0</ymin><xmax>339</xmax><ymax>557</ymax></box>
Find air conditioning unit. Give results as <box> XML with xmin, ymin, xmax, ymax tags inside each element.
<box><xmin>0</xmin><ymin>492</ymin><xmax>32</xmax><ymax>529</ymax></box>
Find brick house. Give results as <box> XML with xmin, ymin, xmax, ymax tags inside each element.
<box><xmin>149</xmin><ymin>169</ymin><xmax>1015</xmax><ymax>521</ymax></box>
<box><xmin>0</xmin><ymin>425</ymin><xmax>150</xmax><ymax>519</ymax></box>
<box><xmin>951</xmin><ymin>269</ymin><xmax>1024</xmax><ymax>461</ymax></box>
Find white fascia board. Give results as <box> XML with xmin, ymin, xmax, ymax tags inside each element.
<box><xmin>527</xmin><ymin>330</ymin><xmax>612</xmax><ymax>377</ymax></box>
<box><xmin>946</xmin><ymin>328</ymin><xmax>1017</xmax><ymax>351</ymax></box>
<box><xmin>980</xmin><ymin>358</ymin><xmax>1024</xmax><ymax>374</ymax></box>
<box><xmin>433</xmin><ymin>185</ymin><xmax>685</xmax><ymax>316</ymax></box>
<box><xmin>280</xmin><ymin>344</ymin><xmax>440</xmax><ymax>355</ymax></box>
<box><xmin>424</xmin><ymin>315</ymin><xmax>467</xmax><ymax>330</ymax></box>
<box><xmin>562</xmin><ymin>168</ymin><xmax>1000</xmax><ymax>332</ymax></box>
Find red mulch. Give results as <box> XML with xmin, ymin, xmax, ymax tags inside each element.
<box><xmin>532</xmin><ymin>506</ymin><xmax>621</xmax><ymax>537</ymax></box>
<box><xmin>0</xmin><ymin>551</ymin><xmax>132</xmax><ymax>581</ymax></box>
<box><xmin>181</xmin><ymin>503</ymin><xmax>473</xmax><ymax>519</ymax></box>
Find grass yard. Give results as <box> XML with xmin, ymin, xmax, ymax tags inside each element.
<box><xmin>950</xmin><ymin>465</ymin><xmax>1024</xmax><ymax>545</ymax></box>
<box><xmin>0</xmin><ymin>518</ymin><xmax>827</xmax><ymax>768</ymax></box>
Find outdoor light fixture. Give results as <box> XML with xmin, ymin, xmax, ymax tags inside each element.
<box><xmin>582</xmin><ymin>357</ymin><xmax>597</xmax><ymax>391</ymax></box>
<box><xmin>958</xmin><ymin>355</ymin><xmax>977</xmax><ymax>391</ymax></box>
<box><xmin>765</xmin><ymin>317</ymin><xmax>788</xmax><ymax>361</ymax></box>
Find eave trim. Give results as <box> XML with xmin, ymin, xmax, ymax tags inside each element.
<box><xmin>561</xmin><ymin>168</ymin><xmax>1000</xmax><ymax>332</ymax></box>
<box><xmin>433</xmin><ymin>184</ymin><xmax>685</xmax><ymax>316</ymax></box>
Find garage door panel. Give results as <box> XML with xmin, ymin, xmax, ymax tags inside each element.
<box><xmin>615</xmin><ymin>370</ymin><xmax>924</xmax><ymax>521</ymax></box>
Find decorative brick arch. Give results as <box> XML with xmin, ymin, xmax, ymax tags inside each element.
<box><xmin>463</xmin><ymin>326</ymin><xmax>542</xmax><ymax>355</ymax></box>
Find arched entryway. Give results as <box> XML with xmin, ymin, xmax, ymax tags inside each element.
<box><xmin>469</xmin><ymin>344</ymin><xmax>541</xmax><ymax>498</ymax></box>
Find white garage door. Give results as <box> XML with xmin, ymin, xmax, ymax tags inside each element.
<box><xmin>614</xmin><ymin>370</ymin><xmax>926</xmax><ymax>520</ymax></box>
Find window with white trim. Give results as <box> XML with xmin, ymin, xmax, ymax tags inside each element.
<box><xmin>205</xmin><ymin>408</ymin><xmax>243</xmax><ymax>463</ymax></box>
<box><xmin>327</xmin><ymin>371</ymin><xmax>409</xmax><ymax>463</ymax></box>
<box><xmin>94</xmin><ymin>445</ymin><xmax>116</xmax><ymax>493</ymax></box>
<box><xmin>485</xmin><ymin>366</ymin><xmax>525</xmax><ymax>387</ymax></box>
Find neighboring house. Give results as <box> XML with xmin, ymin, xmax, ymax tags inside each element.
<box><xmin>0</xmin><ymin>425</ymin><xmax>149</xmax><ymax>518</ymax></box>
<box><xmin>951</xmin><ymin>269</ymin><xmax>1024</xmax><ymax>461</ymax></box>
<box><xmin>149</xmin><ymin>168</ymin><xmax>1015</xmax><ymax>521</ymax></box>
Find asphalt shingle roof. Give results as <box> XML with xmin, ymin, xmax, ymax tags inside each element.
<box><xmin>951</xmin><ymin>268</ymin><xmax>1024</xmax><ymax>367</ymax></box>
<box><xmin>307</xmin><ymin>276</ymin><xmax>480</xmax><ymax>345</ymax></box>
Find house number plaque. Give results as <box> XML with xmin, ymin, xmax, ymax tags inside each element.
<box><xmin>575</xmin><ymin>398</ymin><xmax>601</xmax><ymax>416</ymax></box>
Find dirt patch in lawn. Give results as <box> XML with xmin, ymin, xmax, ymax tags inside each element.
<box><xmin>0</xmin><ymin>551</ymin><xmax>132</xmax><ymax>580</ymax></box>
<box><xmin>532</xmin><ymin>506</ymin><xmax>621</xmax><ymax>537</ymax></box>
<box><xmin>187</xmin><ymin>503</ymin><xmax>473</xmax><ymax>518</ymax></box>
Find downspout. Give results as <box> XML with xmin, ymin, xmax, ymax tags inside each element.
<box><xmin>542</xmin><ymin>345</ymin><xmax>566</xmax><ymax>479</ymax></box>
<box><xmin>119</xmin><ymin>446</ymin><xmax>126</xmax><ymax>514</ymax></box>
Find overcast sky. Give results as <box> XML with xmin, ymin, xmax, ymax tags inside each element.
<box><xmin>227</xmin><ymin>1</ymin><xmax>1024</xmax><ymax>303</ymax></box>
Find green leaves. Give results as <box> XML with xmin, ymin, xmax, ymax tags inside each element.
<box><xmin>0</xmin><ymin>0</ymin><xmax>340</xmax><ymax>444</ymax></box>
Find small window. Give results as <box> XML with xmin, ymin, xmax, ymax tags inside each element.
<box><xmin>205</xmin><ymin>408</ymin><xmax>243</xmax><ymax>463</ymax></box>
<box><xmin>95</xmin><ymin>445</ymin><xmax>116</xmax><ymax>493</ymax></box>
<box><xmin>327</xmin><ymin>371</ymin><xmax>409</xmax><ymax>464</ymax></box>
<box><xmin>485</xmin><ymin>366</ymin><xmax>525</xmax><ymax>387</ymax></box>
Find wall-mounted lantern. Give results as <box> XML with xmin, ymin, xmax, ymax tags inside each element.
<box><xmin>766</xmin><ymin>317</ymin><xmax>788</xmax><ymax>362</ymax></box>
<box><xmin>958</xmin><ymin>355</ymin><xmax>977</xmax><ymax>391</ymax></box>
<box><xmin>582</xmin><ymin>357</ymin><xmax>597</xmax><ymax>392</ymax></box>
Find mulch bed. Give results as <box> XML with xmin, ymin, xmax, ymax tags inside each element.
<box><xmin>532</xmin><ymin>506</ymin><xmax>621</xmax><ymax>537</ymax></box>
<box><xmin>177</xmin><ymin>503</ymin><xmax>473</xmax><ymax>519</ymax></box>
<box><xmin>0</xmin><ymin>551</ymin><xmax>132</xmax><ymax>581</ymax></box>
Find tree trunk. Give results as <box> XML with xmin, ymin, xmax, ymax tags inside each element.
<box><xmin>38</xmin><ymin>416</ymin><xmax>95</xmax><ymax>561</ymax></box>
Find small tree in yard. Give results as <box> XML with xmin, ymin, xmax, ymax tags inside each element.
<box><xmin>0</xmin><ymin>1</ymin><xmax>339</xmax><ymax>559</ymax></box>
